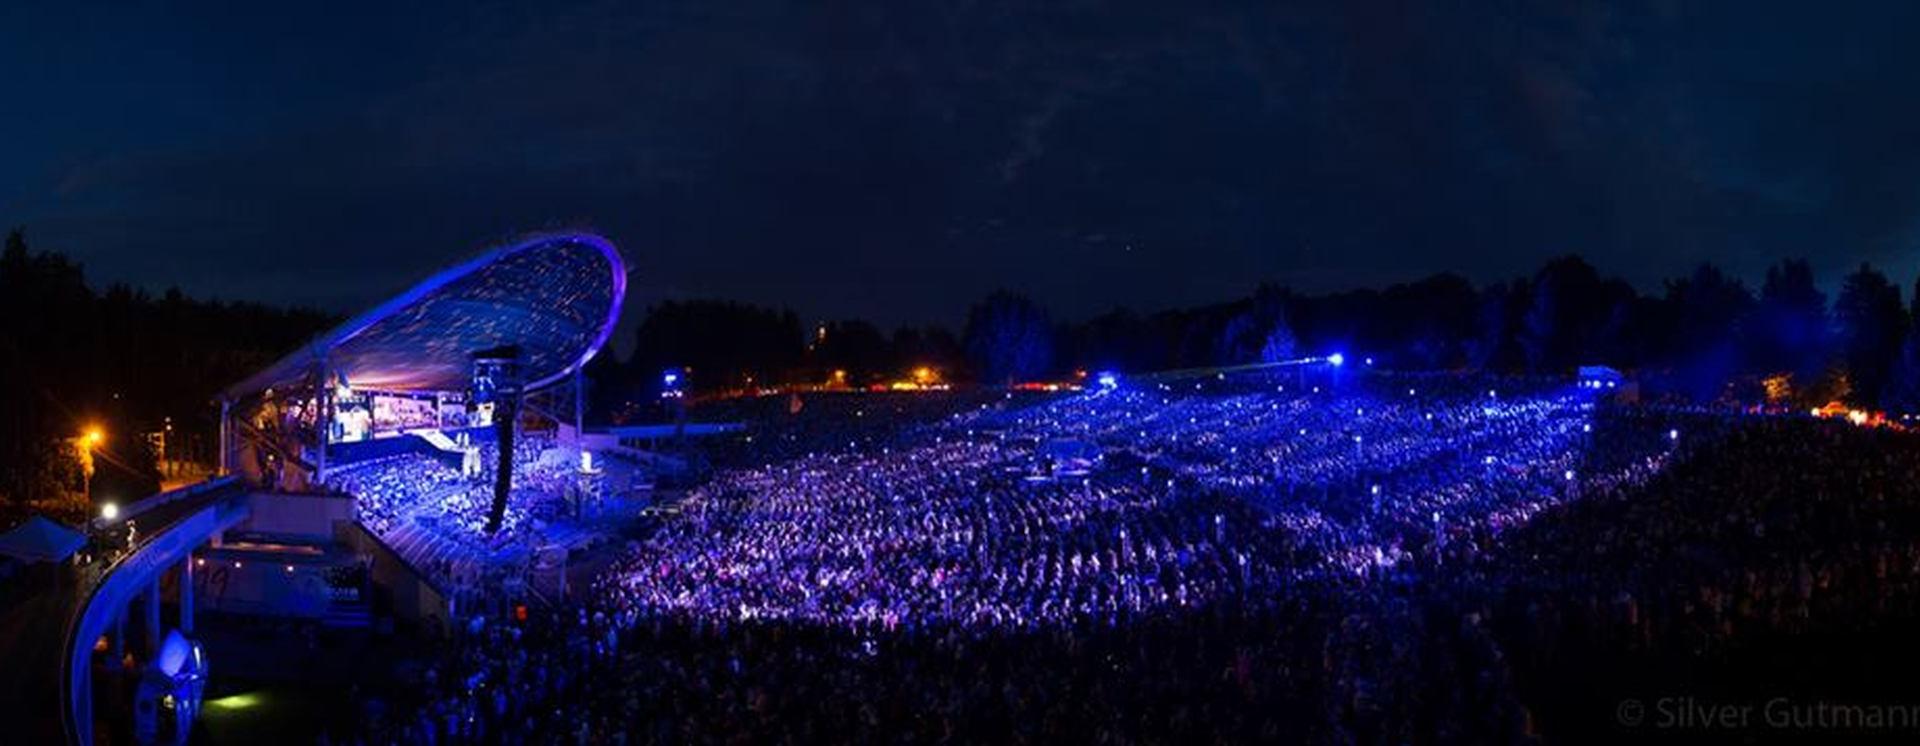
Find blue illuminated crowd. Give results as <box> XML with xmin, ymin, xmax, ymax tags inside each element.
<box><xmin>332</xmin><ymin>433</ymin><xmax>579</xmax><ymax>587</ymax></box>
<box><xmin>591</xmin><ymin>375</ymin><xmax>1663</xmax><ymax>630</ymax></box>
<box><xmin>325</xmin><ymin>373</ymin><xmax>1920</xmax><ymax>744</ymax></box>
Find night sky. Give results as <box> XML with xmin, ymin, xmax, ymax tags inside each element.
<box><xmin>6</xmin><ymin>1</ymin><xmax>1920</xmax><ymax>346</ymax></box>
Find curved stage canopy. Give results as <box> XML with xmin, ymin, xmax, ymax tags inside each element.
<box><xmin>225</xmin><ymin>232</ymin><xmax>626</xmax><ymax>399</ymax></box>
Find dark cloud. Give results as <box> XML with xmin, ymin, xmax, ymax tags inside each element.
<box><xmin>4</xmin><ymin>0</ymin><xmax>1919</xmax><ymax>338</ymax></box>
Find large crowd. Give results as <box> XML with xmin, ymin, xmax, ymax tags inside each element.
<box><xmin>322</xmin><ymin>372</ymin><xmax>1920</xmax><ymax>744</ymax></box>
<box><xmin>331</xmin><ymin>433</ymin><xmax>586</xmax><ymax>584</ymax></box>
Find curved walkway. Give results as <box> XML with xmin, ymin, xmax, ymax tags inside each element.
<box><xmin>0</xmin><ymin>478</ymin><xmax>250</xmax><ymax>744</ymax></box>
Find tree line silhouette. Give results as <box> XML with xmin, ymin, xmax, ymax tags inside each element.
<box><xmin>595</xmin><ymin>255</ymin><xmax>1916</xmax><ymax>417</ymax></box>
<box><xmin>0</xmin><ymin>229</ymin><xmax>336</xmax><ymax>509</ymax></box>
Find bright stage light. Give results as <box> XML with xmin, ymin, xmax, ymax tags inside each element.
<box><xmin>99</xmin><ymin>502</ymin><xmax>119</xmax><ymax>521</ymax></box>
<box><xmin>1096</xmin><ymin>372</ymin><xmax>1119</xmax><ymax>390</ymax></box>
<box><xmin>1326</xmin><ymin>353</ymin><xmax>1345</xmax><ymax>367</ymax></box>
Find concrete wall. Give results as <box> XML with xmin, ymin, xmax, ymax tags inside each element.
<box><xmin>193</xmin><ymin>554</ymin><xmax>334</xmax><ymax>618</ymax></box>
<box><xmin>336</xmin><ymin>523</ymin><xmax>453</xmax><ymax>635</ymax></box>
<box><xmin>234</xmin><ymin>492</ymin><xmax>356</xmax><ymax>541</ymax></box>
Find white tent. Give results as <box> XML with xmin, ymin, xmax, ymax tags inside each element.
<box><xmin>0</xmin><ymin>515</ymin><xmax>86</xmax><ymax>563</ymax></box>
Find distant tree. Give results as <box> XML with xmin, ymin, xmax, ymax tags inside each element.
<box><xmin>582</xmin><ymin>351</ymin><xmax>636</xmax><ymax>423</ymax></box>
<box><xmin>887</xmin><ymin>325</ymin><xmax>964</xmax><ymax>379</ymax></box>
<box><xmin>963</xmin><ymin>291</ymin><xmax>1054</xmax><ymax>384</ymax></box>
<box><xmin>1468</xmin><ymin>280</ymin><xmax>1525</xmax><ymax>372</ymax></box>
<box><xmin>1884</xmin><ymin>277</ymin><xmax>1920</xmax><ymax>413</ymax></box>
<box><xmin>1252</xmin><ymin>285</ymin><xmax>1298</xmax><ymax>363</ymax></box>
<box><xmin>1748</xmin><ymin>259</ymin><xmax>1830</xmax><ymax>380</ymax></box>
<box><xmin>1061</xmin><ymin>309</ymin><xmax>1157</xmax><ymax>372</ymax></box>
<box><xmin>1379</xmin><ymin>274</ymin><xmax>1477</xmax><ymax>368</ymax></box>
<box><xmin>1260</xmin><ymin>319</ymin><xmax>1299</xmax><ymax>364</ymax></box>
<box><xmin>1520</xmin><ymin>270</ymin><xmax>1567</xmax><ymax>372</ymax></box>
<box><xmin>1833</xmin><ymin>263</ymin><xmax>1906</xmax><ymax>408</ymax></box>
<box><xmin>1519</xmin><ymin>256</ymin><xmax>1632</xmax><ymax>373</ymax></box>
<box><xmin>1</xmin><ymin>229</ymin><xmax>94</xmax><ymax>504</ymax></box>
<box><xmin>1661</xmin><ymin>264</ymin><xmax>1755</xmax><ymax>400</ymax></box>
<box><xmin>1217</xmin><ymin>312</ymin><xmax>1260</xmax><ymax>365</ymax></box>
<box><xmin>813</xmin><ymin>320</ymin><xmax>893</xmax><ymax>383</ymax></box>
<box><xmin>627</xmin><ymin>300</ymin><xmax>805</xmax><ymax>393</ymax></box>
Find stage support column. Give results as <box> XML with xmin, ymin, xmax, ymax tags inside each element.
<box><xmin>217</xmin><ymin>398</ymin><xmax>232</xmax><ymax>476</ymax></box>
<box><xmin>180</xmin><ymin>556</ymin><xmax>195</xmax><ymax>634</ymax></box>
<box><xmin>315</xmin><ymin>356</ymin><xmax>332</xmax><ymax>485</ymax></box>
<box><xmin>575</xmin><ymin>369</ymin><xmax>588</xmax><ymax>519</ymax></box>
<box><xmin>574</xmin><ymin>368</ymin><xmax>586</xmax><ymax>449</ymax></box>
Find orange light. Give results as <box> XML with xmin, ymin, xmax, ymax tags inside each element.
<box><xmin>83</xmin><ymin>427</ymin><xmax>105</xmax><ymax>447</ymax></box>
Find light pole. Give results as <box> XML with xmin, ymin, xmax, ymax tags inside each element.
<box><xmin>79</xmin><ymin>426</ymin><xmax>104</xmax><ymax>499</ymax></box>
